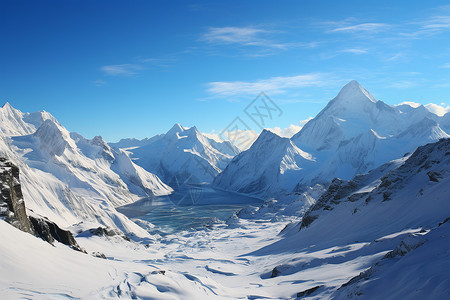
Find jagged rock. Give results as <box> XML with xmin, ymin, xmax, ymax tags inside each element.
<box><xmin>92</xmin><ymin>252</ymin><xmax>107</xmax><ymax>259</ymax></box>
<box><xmin>427</xmin><ymin>171</ymin><xmax>442</xmax><ymax>182</ymax></box>
<box><xmin>88</xmin><ymin>226</ymin><xmax>131</xmax><ymax>241</ymax></box>
<box><xmin>299</xmin><ymin>178</ymin><xmax>361</xmax><ymax>229</ymax></box>
<box><xmin>151</xmin><ymin>270</ymin><xmax>166</xmax><ymax>275</ymax></box>
<box><xmin>29</xmin><ymin>216</ymin><xmax>86</xmax><ymax>252</ymax></box>
<box><xmin>0</xmin><ymin>157</ymin><xmax>33</xmax><ymax>234</ymax></box>
<box><xmin>383</xmin><ymin>236</ymin><xmax>425</xmax><ymax>259</ymax></box>
<box><xmin>297</xmin><ymin>285</ymin><xmax>323</xmax><ymax>298</ymax></box>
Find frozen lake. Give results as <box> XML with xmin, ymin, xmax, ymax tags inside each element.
<box><xmin>118</xmin><ymin>184</ymin><xmax>263</xmax><ymax>234</ymax></box>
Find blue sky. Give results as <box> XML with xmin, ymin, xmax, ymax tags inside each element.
<box><xmin>1</xmin><ymin>0</ymin><xmax>450</xmax><ymax>142</ymax></box>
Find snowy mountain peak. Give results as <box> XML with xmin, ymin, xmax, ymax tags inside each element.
<box><xmin>2</xmin><ymin>102</ymin><xmax>14</xmax><ymax>109</ymax></box>
<box><xmin>332</xmin><ymin>80</ymin><xmax>377</xmax><ymax>106</ymax></box>
<box><xmin>254</xmin><ymin>129</ymin><xmax>288</xmax><ymax>146</ymax></box>
<box><xmin>167</xmin><ymin>123</ymin><xmax>185</xmax><ymax>136</ymax></box>
<box><xmin>34</xmin><ymin>119</ymin><xmax>77</xmax><ymax>156</ymax></box>
<box><xmin>0</xmin><ymin>102</ymin><xmax>36</xmax><ymax>136</ymax></box>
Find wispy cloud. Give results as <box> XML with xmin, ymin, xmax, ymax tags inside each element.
<box><xmin>328</xmin><ymin>22</ymin><xmax>390</xmax><ymax>33</ymax></box>
<box><xmin>93</xmin><ymin>79</ymin><xmax>106</xmax><ymax>87</ymax></box>
<box><xmin>339</xmin><ymin>48</ymin><xmax>368</xmax><ymax>55</ymax></box>
<box><xmin>385</xmin><ymin>52</ymin><xmax>405</xmax><ymax>62</ymax></box>
<box><xmin>206</xmin><ymin>73</ymin><xmax>329</xmax><ymax>97</ymax></box>
<box><xmin>199</xmin><ymin>26</ymin><xmax>315</xmax><ymax>55</ymax></box>
<box><xmin>442</xmin><ymin>63</ymin><xmax>450</xmax><ymax>68</ymax></box>
<box><xmin>100</xmin><ymin>64</ymin><xmax>143</xmax><ymax>76</ymax></box>
<box><xmin>320</xmin><ymin>18</ymin><xmax>390</xmax><ymax>35</ymax></box>
<box><xmin>421</xmin><ymin>15</ymin><xmax>450</xmax><ymax>30</ymax></box>
<box><xmin>138</xmin><ymin>57</ymin><xmax>174</xmax><ymax>68</ymax></box>
<box><xmin>390</xmin><ymin>80</ymin><xmax>417</xmax><ymax>89</ymax></box>
<box><xmin>201</xmin><ymin>26</ymin><xmax>273</xmax><ymax>46</ymax></box>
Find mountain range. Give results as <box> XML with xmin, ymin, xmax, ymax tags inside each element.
<box><xmin>1</xmin><ymin>80</ymin><xmax>449</xmax><ymax>298</ymax></box>
<box><xmin>214</xmin><ymin>80</ymin><xmax>449</xmax><ymax>197</ymax></box>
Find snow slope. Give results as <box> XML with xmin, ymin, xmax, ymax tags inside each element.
<box><xmin>214</xmin><ymin>81</ymin><xmax>449</xmax><ymax>197</ymax></box>
<box><xmin>118</xmin><ymin>123</ymin><xmax>239</xmax><ymax>184</ymax></box>
<box><xmin>251</xmin><ymin>138</ymin><xmax>450</xmax><ymax>298</ymax></box>
<box><xmin>0</xmin><ymin>103</ymin><xmax>171</xmax><ymax>237</ymax></box>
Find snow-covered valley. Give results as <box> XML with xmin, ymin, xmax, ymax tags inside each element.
<box><xmin>1</xmin><ymin>81</ymin><xmax>450</xmax><ymax>299</ymax></box>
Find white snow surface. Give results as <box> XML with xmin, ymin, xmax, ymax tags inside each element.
<box><xmin>0</xmin><ymin>103</ymin><xmax>172</xmax><ymax>237</ymax></box>
<box><xmin>1</xmin><ymin>138</ymin><xmax>449</xmax><ymax>299</ymax></box>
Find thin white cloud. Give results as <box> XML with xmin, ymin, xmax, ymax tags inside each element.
<box><xmin>328</xmin><ymin>22</ymin><xmax>389</xmax><ymax>33</ymax></box>
<box><xmin>390</xmin><ymin>80</ymin><xmax>416</xmax><ymax>89</ymax></box>
<box><xmin>339</xmin><ymin>48</ymin><xmax>368</xmax><ymax>55</ymax></box>
<box><xmin>201</xmin><ymin>26</ymin><xmax>272</xmax><ymax>46</ymax></box>
<box><xmin>421</xmin><ymin>15</ymin><xmax>450</xmax><ymax>30</ymax></box>
<box><xmin>199</xmin><ymin>26</ymin><xmax>313</xmax><ymax>52</ymax></box>
<box><xmin>385</xmin><ymin>53</ymin><xmax>405</xmax><ymax>62</ymax></box>
<box><xmin>93</xmin><ymin>79</ymin><xmax>106</xmax><ymax>87</ymax></box>
<box><xmin>442</xmin><ymin>63</ymin><xmax>450</xmax><ymax>68</ymax></box>
<box><xmin>101</xmin><ymin>64</ymin><xmax>143</xmax><ymax>76</ymax></box>
<box><xmin>206</xmin><ymin>73</ymin><xmax>328</xmax><ymax>97</ymax></box>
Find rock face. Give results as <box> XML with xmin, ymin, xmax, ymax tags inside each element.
<box><xmin>0</xmin><ymin>157</ymin><xmax>33</xmax><ymax>234</ymax></box>
<box><xmin>0</xmin><ymin>157</ymin><xmax>84</xmax><ymax>252</ymax></box>
<box><xmin>29</xmin><ymin>216</ymin><xmax>85</xmax><ymax>252</ymax></box>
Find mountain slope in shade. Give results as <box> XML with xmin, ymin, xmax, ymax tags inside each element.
<box><xmin>249</xmin><ymin>138</ymin><xmax>450</xmax><ymax>298</ymax></box>
<box><xmin>120</xmin><ymin>123</ymin><xmax>239</xmax><ymax>184</ymax></box>
<box><xmin>213</xmin><ymin>130</ymin><xmax>315</xmax><ymax>196</ymax></box>
<box><xmin>0</xmin><ymin>103</ymin><xmax>172</xmax><ymax>238</ymax></box>
<box><xmin>214</xmin><ymin>81</ymin><xmax>449</xmax><ymax>197</ymax></box>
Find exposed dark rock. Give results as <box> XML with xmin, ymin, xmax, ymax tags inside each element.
<box><xmin>382</xmin><ymin>192</ymin><xmax>391</xmax><ymax>201</ymax></box>
<box><xmin>151</xmin><ymin>270</ymin><xmax>166</xmax><ymax>275</ymax></box>
<box><xmin>438</xmin><ymin>217</ymin><xmax>450</xmax><ymax>227</ymax></box>
<box><xmin>92</xmin><ymin>252</ymin><xmax>107</xmax><ymax>259</ymax></box>
<box><xmin>271</xmin><ymin>266</ymin><xmax>282</xmax><ymax>278</ymax></box>
<box><xmin>427</xmin><ymin>171</ymin><xmax>442</xmax><ymax>182</ymax></box>
<box><xmin>297</xmin><ymin>285</ymin><xmax>323</xmax><ymax>298</ymax></box>
<box><xmin>0</xmin><ymin>157</ymin><xmax>33</xmax><ymax>234</ymax></box>
<box><xmin>299</xmin><ymin>178</ymin><xmax>361</xmax><ymax>230</ymax></box>
<box><xmin>340</xmin><ymin>268</ymin><xmax>373</xmax><ymax>289</ymax></box>
<box><xmin>87</xmin><ymin>226</ymin><xmax>131</xmax><ymax>241</ymax></box>
<box><xmin>29</xmin><ymin>215</ymin><xmax>86</xmax><ymax>253</ymax></box>
<box><xmin>299</xmin><ymin>214</ymin><xmax>318</xmax><ymax>230</ymax></box>
<box><xmin>0</xmin><ymin>158</ymin><xmax>85</xmax><ymax>253</ymax></box>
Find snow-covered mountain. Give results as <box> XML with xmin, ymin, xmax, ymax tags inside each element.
<box><xmin>262</xmin><ymin>137</ymin><xmax>450</xmax><ymax>299</ymax></box>
<box><xmin>214</xmin><ymin>81</ymin><xmax>449</xmax><ymax>197</ymax></box>
<box><xmin>0</xmin><ymin>103</ymin><xmax>172</xmax><ymax>238</ymax></box>
<box><xmin>214</xmin><ymin>129</ymin><xmax>315</xmax><ymax>196</ymax></box>
<box><xmin>117</xmin><ymin>123</ymin><xmax>239</xmax><ymax>184</ymax></box>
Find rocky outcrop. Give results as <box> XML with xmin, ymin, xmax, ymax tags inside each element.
<box><xmin>1</xmin><ymin>157</ymin><xmax>84</xmax><ymax>252</ymax></box>
<box><xmin>0</xmin><ymin>157</ymin><xmax>33</xmax><ymax>234</ymax></box>
<box><xmin>85</xmin><ymin>226</ymin><xmax>130</xmax><ymax>241</ymax></box>
<box><xmin>29</xmin><ymin>215</ymin><xmax>86</xmax><ymax>252</ymax></box>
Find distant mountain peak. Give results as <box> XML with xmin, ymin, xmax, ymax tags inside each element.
<box><xmin>2</xmin><ymin>102</ymin><xmax>13</xmax><ymax>109</ymax></box>
<box><xmin>333</xmin><ymin>80</ymin><xmax>377</xmax><ymax>105</ymax></box>
<box><xmin>167</xmin><ymin>123</ymin><xmax>184</xmax><ymax>135</ymax></box>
